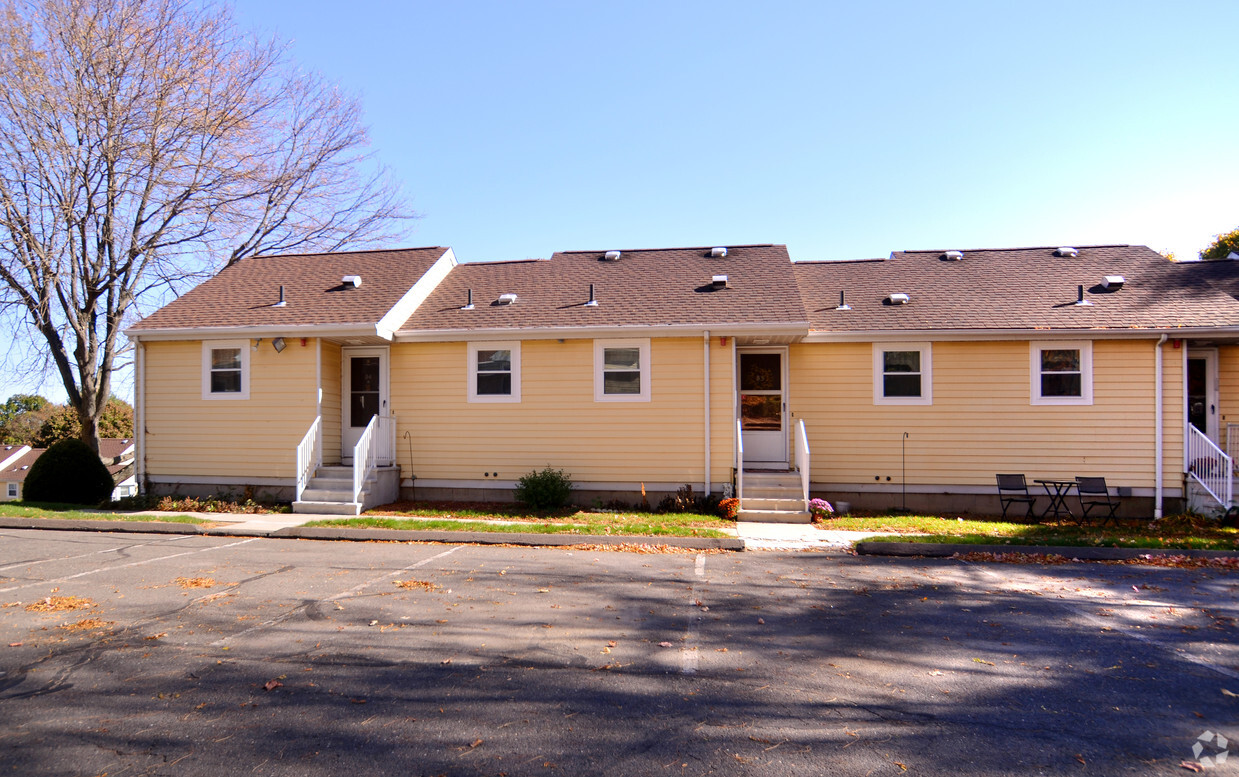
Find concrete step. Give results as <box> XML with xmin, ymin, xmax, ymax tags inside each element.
<box><xmin>742</xmin><ymin>486</ymin><xmax>803</xmax><ymax>499</ymax></box>
<box><xmin>743</xmin><ymin>472</ymin><xmax>801</xmax><ymax>488</ymax></box>
<box><xmin>292</xmin><ymin>500</ymin><xmax>363</xmax><ymax>516</ymax></box>
<box><xmin>307</xmin><ymin>477</ymin><xmax>353</xmax><ymax>491</ymax></box>
<box><xmin>299</xmin><ymin>488</ymin><xmax>357</xmax><ymax>503</ymax></box>
<box><xmin>741</xmin><ymin>497</ymin><xmax>806</xmax><ymax>511</ymax></box>
<box><xmin>736</xmin><ymin>509</ymin><xmax>812</xmax><ymax>524</ymax></box>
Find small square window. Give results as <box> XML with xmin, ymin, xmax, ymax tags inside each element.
<box><xmin>873</xmin><ymin>343</ymin><xmax>932</xmax><ymax>405</ymax></box>
<box><xmin>201</xmin><ymin>340</ymin><xmax>250</xmax><ymax>400</ymax></box>
<box><xmin>468</xmin><ymin>342</ymin><xmax>521</xmax><ymax>403</ymax></box>
<box><xmin>1031</xmin><ymin>342</ymin><xmax>1092</xmax><ymax>405</ymax></box>
<box><xmin>6</xmin><ymin>483</ymin><xmax>16</xmax><ymax>498</ymax></box>
<box><xmin>595</xmin><ymin>339</ymin><xmax>651</xmax><ymax>402</ymax></box>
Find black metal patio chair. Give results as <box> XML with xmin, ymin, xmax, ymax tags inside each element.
<box><xmin>996</xmin><ymin>474</ymin><xmax>1036</xmax><ymax>519</ymax></box>
<box><xmin>1076</xmin><ymin>476</ymin><xmax>1120</xmax><ymax>526</ymax></box>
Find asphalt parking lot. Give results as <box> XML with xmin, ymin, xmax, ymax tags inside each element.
<box><xmin>1</xmin><ymin>529</ymin><xmax>1236</xmax><ymax>776</ymax></box>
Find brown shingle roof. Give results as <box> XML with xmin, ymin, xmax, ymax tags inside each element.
<box><xmin>398</xmin><ymin>244</ymin><xmax>806</xmax><ymax>334</ymax></box>
<box><xmin>1</xmin><ymin>449</ymin><xmax>43</xmax><ymax>483</ymax></box>
<box><xmin>793</xmin><ymin>245</ymin><xmax>1239</xmax><ymax>333</ymax></box>
<box><xmin>99</xmin><ymin>438</ymin><xmax>135</xmax><ymax>464</ymax></box>
<box><xmin>129</xmin><ymin>247</ymin><xmax>451</xmax><ymax>332</ymax></box>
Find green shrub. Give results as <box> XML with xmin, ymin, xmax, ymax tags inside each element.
<box><xmin>23</xmin><ymin>438</ymin><xmax>114</xmax><ymax>505</ymax></box>
<box><xmin>515</xmin><ymin>466</ymin><xmax>573</xmax><ymax>510</ymax></box>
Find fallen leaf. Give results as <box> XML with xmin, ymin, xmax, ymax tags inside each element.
<box><xmin>263</xmin><ymin>680</ymin><xmax>283</xmax><ymax>691</ymax></box>
<box><xmin>757</xmin><ymin>618</ymin><xmax>765</xmax><ymax>625</ymax></box>
<box><xmin>350</xmin><ymin>698</ymin><xmax>367</xmax><ymax>704</ymax></box>
<box><xmin>1075</xmin><ymin>754</ymin><xmax>1086</xmax><ymax>765</ymax></box>
<box><xmin>8</xmin><ymin>642</ymin><xmax>21</xmax><ymax>647</ymax></box>
<box><xmin>26</xmin><ymin>595</ymin><xmax>94</xmax><ymax>613</ymax></box>
<box><xmin>369</xmin><ymin>620</ymin><xmax>379</xmax><ymax>626</ymax></box>
<box><xmin>972</xmin><ymin>658</ymin><xmax>995</xmax><ymax>666</ymax></box>
<box><xmin>394</xmin><ymin>579</ymin><xmax>440</xmax><ymax>591</ymax></box>
<box><xmin>175</xmin><ymin>577</ymin><xmax>215</xmax><ymax>589</ymax></box>
<box><xmin>1222</xmin><ymin>689</ymin><xmax>1238</xmax><ymax>698</ymax></box>
<box><xmin>1181</xmin><ymin>761</ymin><xmax>1204</xmax><ymax>772</ymax></box>
<box><xmin>659</xmin><ymin>642</ymin><xmax>674</xmax><ymax>648</ymax></box>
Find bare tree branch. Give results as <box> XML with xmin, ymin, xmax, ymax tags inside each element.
<box><xmin>0</xmin><ymin>0</ymin><xmax>417</xmax><ymax>451</ymax></box>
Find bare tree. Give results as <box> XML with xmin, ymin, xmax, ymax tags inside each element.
<box><xmin>0</xmin><ymin>0</ymin><xmax>415</xmax><ymax>451</ymax></box>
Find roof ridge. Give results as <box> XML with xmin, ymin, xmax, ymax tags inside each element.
<box><xmin>794</xmin><ymin>258</ymin><xmax>886</xmax><ymax>265</ymax></box>
<box><xmin>897</xmin><ymin>244</ymin><xmax>1133</xmax><ymax>255</ymax></box>
<box><xmin>557</xmin><ymin>243</ymin><xmax>779</xmax><ymax>255</ymax></box>
<box><xmin>458</xmin><ymin>258</ymin><xmax>548</xmax><ymax>266</ymax></box>
<box><xmin>244</xmin><ymin>245</ymin><xmax>447</xmax><ymax>261</ymax></box>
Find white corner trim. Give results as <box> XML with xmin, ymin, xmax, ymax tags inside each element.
<box><xmin>467</xmin><ymin>341</ymin><xmax>522</xmax><ymax>403</ymax></box>
<box><xmin>201</xmin><ymin>340</ymin><xmax>250</xmax><ymax>400</ymax></box>
<box><xmin>872</xmin><ymin>342</ymin><xmax>932</xmax><ymax>406</ymax></box>
<box><xmin>1030</xmin><ymin>340</ymin><xmax>1093</xmax><ymax>405</ymax></box>
<box><xmin>377</xmin><ymin>247</ymin><xmax>458</xmax><ymax>335</ymax></box>
<box><xmin>594</xmin><ymin>338</ymin><xmax>652</xmax><ymax>402</ymax></box>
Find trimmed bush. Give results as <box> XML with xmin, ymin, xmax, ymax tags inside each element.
<box><xmin>514</xmin><ymin>466</ymin><xmax>573</xmax><ymax>510</ymax></box>
<box><xmin>23</xmin><ymin>437</ymin><xmax>115</xmax><ymax>505</ymax></box>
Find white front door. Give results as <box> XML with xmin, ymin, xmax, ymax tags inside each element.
<box><xmin>739</xmin><ymin>349</ymin><xmax>788</xmax><ymax>465</ymax></box>
<box><xmin>342</xmin><ymin>347</ymin><xmax>389</xmax><ymax>462</ymax></box>
<box><xmin>1188</xmin><ymin>349</ymin><xmax>1219</xmax><ymax>444</ymax></box>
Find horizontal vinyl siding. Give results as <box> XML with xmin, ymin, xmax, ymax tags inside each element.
<box><xmin>392</xmin><ymin>338</ymin><xmax>726</xmax><ymax>486</ymax></box>
<box><xmin>790</xmin><ymin>339</ymin><xmax>1183</xmax><ymax>491</ymax></box>
<box><xmin>145</xmin><ymin>339</ymin><xmax>318</xmax><ymax>479</ymax></box>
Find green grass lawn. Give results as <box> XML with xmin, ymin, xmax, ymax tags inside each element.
<box><xmin>0</xmin><ymin>502</ymin><xmax>208</xmax><ymax>524</ymax></box>
<box><xmin>822</xmin><ymin>512</ymin><xmax>1239</xmax><ymax>551</ymax></box>
<box><xmin>305</xmin><ymin>502</ymin><xmax>733</xmax><ymax>539</ymax></box>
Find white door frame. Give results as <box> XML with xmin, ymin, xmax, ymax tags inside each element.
<box><xmin>737</xmin><ymin>347</ymin><xmax>789</xmax><ymax>466</ymax></box>
<box><xmin>1187</xmin><ymin>348</ymin><xmax>1220</xmax><ymax>444</ymax></box>
<box><xmin>341</xmin><ymin>346</ymin><xmax>390</xmax><ymax>462</ymax></box>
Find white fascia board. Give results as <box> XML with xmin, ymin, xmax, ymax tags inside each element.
<box><xmin>0</xmin><ymin>445</ymin><xmax>30</xmax><ymax>471</ymax></box>
<box><xmin>396</xmin><ymin>321</ymin><xmax>810</xmax><ymax>343</ymax></box>
<box><xmin>127</xmin><ymin>324</ymin><xmax>389</xmax><ymax>342</ymax></box>
<box><xmin>376</xmin><ymin>247</ymin><xmax>457</xmax><ymax>337</ymax></box>
<box><xmin>801</xmin><ymin>327</ymin><xmax>1239</xmax><ymax>343</ymax></box>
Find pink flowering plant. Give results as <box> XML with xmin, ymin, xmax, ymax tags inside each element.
<box><xmin>808</xmin><ymin>498</ymin><xmax>834</xmax><ymax>520</ymax></box>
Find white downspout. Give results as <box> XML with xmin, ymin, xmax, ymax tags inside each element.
<box><xmin>1154</xmin><ymin>334</ymin><xmax>1167</xmax><ymax>519</ymax></box>
<box><xmin>731</xmin><ymin>337</ymin><xmax>739</xmax><ymax>495</ymax></box>
<box><xmin>703</xmin><ymin>331</ymin><xmax>711</xmax><ymax>496</ymax></box>
<box><xmin>136</xmin><ymin>340</ymin><xmax>145</xmax><ymax>494</ymax></box>
<box><xmin>316</xmin><ymin>339</ymin><xmax>323</xmax><ymax>465</ymax></box>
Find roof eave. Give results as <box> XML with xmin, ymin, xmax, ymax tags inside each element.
<box><xmin>127</xmin><ymin>323</ymin><xmax>391</xmax><ymax>342</ymax></box>
<box><xmin>395</xmin><ymin>321</ymin><xmax>812</xmax><ymax>343</ymax></box>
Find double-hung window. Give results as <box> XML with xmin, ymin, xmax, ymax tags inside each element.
<box><xmin>6</xmin><ymin>483</ymin><xmax>16</xmax><ymax>498</ymax></box>
<box><xmin>201</xmin><ymin>341</ymin><xmax>250</xmax><ymax>400</ymax></box>
<box><xmin>873</xmin><ymin>343</ymin><xmax>932</xmax><ymax>405</ymax></box>
<box><xmin>594</xmin><ymin>339</ymin><xmax>651</xmax><ymax>402</ymax></box>
<box><xmin>1031</xmin><ymin>341</ymin><xmax>1092</xmax><ymax>405</ymax></box>
<box><xmin>468</xmin><ymin>342</ymin><xmax>521</xmax><ymax>402</ymax></box>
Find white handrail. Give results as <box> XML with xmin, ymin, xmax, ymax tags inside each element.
<box><xmin>794</xmin><ymin>419</ymin><xmax>810</xmax><ymax>511</ymax></box>
<box><xmin>1188</xmin><ymin>423</ymin><xmax>1233</xmax><ymax>509</ymax></box>
<box><xmin>295</xmin><ymin>416</ymin><xmax>322</xmax><ymax>502</ymax></box>
<box><xmin>736</xmin><ymin>417</ymin><xmax>744</xmax><ymax>503</ymax></box>
<box><xmin>376</xmin><ymin>414</ymin><xmax>397</xmax><ymax>466</ymax></box>
<box><xmin>353</xmin><ymin>415</ymin><xmax>378</xmax><ymax>504</ymax></box>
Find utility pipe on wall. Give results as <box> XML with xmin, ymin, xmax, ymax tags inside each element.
<box><xmin>704</xmin><ymin>331</ymin><xmax>711</xmax><ymax>496</ymax></box>
<box><xmin>1155</xmin><ymin>334</ymin><xmax>1167</xmax><ymax>519</ymax></box>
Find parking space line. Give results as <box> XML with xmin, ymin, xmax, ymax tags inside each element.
<box><xmin>213</xmin><ymin>544</ymin><xmax>464</xmax><ymax>645</ymax></box>
<box><xmin>0</xmin><ymin>537</ymin><xmax>260</xmax><ymax>594</ymax></box>
<box><xmin>0</xmin><ymin>534</ymin><xmax>193</xmax><ymax>573</ymax></box>
<box><xmin>683</xmin><ymin>553</ymin><xmax>705</xmax><ymax>674</ymax></box>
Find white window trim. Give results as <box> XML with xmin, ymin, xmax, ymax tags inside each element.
<box><xmin>201</xmin><ymin>340</ymin><xmax>250</xmax><ymax>400</ymax></box>
<box><xmin>468</xmin><ymin>341</ymin><xmax>521</xmax><ymax>403</ymax></box>
<box><xmin>1030</xmin><ymin>341</ymin><xmax>1093</xmax><ymax>405</ymax></box>
<box><xmin>6</xmin><ymin>483</ymin><xmax>17</xmax><ymax>498</ymax></box>
<box><xmin>594</xmin><ymin>339</ymin><xmax>651</xmax><ymax>402</ymax></box>
<box><xmin>873</xmin><ymin>343</ymin><xmax>932</xmax><ymax>406</ymax></box>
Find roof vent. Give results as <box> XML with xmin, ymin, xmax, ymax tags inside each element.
<box><xmin>712</xmin><ymin>274</ymin><xmax>729</xmax><ymax>290</ymax></box>
<box><xmin>496</xmin><ymin>292</ymin><xmax>517</xmax><ymax>305</ymax></box>
<box><xmin>603</xmin><ymin>250</ymin><xmax>621</xmax><ymax>261</ymax></box>
<box><xmin>835</xmin><ymin>290</ymin><xmax>851</xmax><ymax>311</ymax></box>
<box><xmin>943</xmin><ymin>250</ymin><xmax>963</xmax><ymax>261</ymax></box>
<box><xmin>887</xmin><ymin>292</ymin><xmax>910</xmax><ymax>305</ymax></box>
<box><xmin>273</xmin><ymin>285</ymin><xmax>286</xmax><ymax>307</ymax></box>
<box><xmin>1075</xmin><ymin>284</ymin><xmax>1093</xmax><ymax>306</ymax></box>
<box><xmin>1055</xmin><ymin>247</ymin><xmax>1079</xmax><ymax>258</ymax></box>
<box><xmin>1228</xmin><ymin>251</ymin><xmax>1239</xmax><ymax>261</ymax></box>
<box><xmin>461</xmin><ymin>289</ymin><xmax>474</xmax><ymax>310</ymax></box>
<box><xmin>1101</xmin><ymin>275</ymin><xmax>1126</xmax><ymax>290</ymax></box>
<box><xmin>585</xmin><ymin>283</ymin><xmax>598</xmax><ymax>307</ymax></box>
<box><xmin>342</xmin><ymin>275</ymin><xmax>362</xmax><ymax>288</ymax></box>
<box><xmin>710</xmin><ymin>246</ymin><xmax>728</xmax><ymax>258</ymax></box>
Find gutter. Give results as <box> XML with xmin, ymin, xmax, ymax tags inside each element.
<box><xmin>1155</xmin><ymin>334</ymin><xmax>1167</xmax><ymax>519</ymax></box>
<box><xmin>802</xmin><ymin>328</ymin><xmax>1239</xmax><ymax>343</ymax></box>
<box><xmin>393</xmin><ymin>322</ymin><xmax>811</xmax><ymax>343</ymax></box>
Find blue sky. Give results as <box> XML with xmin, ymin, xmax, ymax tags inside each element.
<box><xmin>10</xmin><ymin>0</ymin><xmax>1239</xmax><ymax>402</ymax></box>
<box><xmin>230</xmin><ymin>0</ymin><xmax>1239</xmax><ymax>264</ymax></box>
